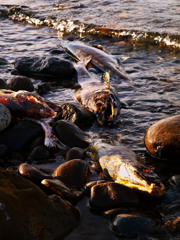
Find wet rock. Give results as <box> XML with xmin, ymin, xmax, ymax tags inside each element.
<box><xmin>0</xmin><ymin>168</ymin><xmax>80</xmax><ymax>240</ymax></box>
<box><xmin>27</xmin><ymin>145</ymin><xmax>50</xmax><ymax>161</ymax></box>
<box><xmin>56</xmin><ymin>102</ymin><xmax>94</xmax><ymax>129</ymax></box>
<box><xmin>65</xmin><ymin>147</ymin><xmax>85</xmax><ymax>161</ymax></box>
<box><xmin>0</xmin><ymin>103</ymin><xmax>11</xmax><ymax>132</ymax></box>
<box><xmin>112</xmin><ymin>214</ymin><xmax>155</xmax><ymax>237</ymax></box>
<box><xmin>53</xmin><ymin>159</ymin><xmax>90</xmax><ymax>188</ymax></box>
<box><xmin>90</xmin><ymin>182</ymin><xmax>140</xmax><ymax>210</ymax></box>
<box><xmin>0</xmin><ymin>78</ymin><xmax>7</xmax><ymax>89</ymax></box>
<box><xmin>0</xmin><ymin>57</ymin><xmax>8</xmax><ymax>65</ymax></box>
<box><xmin>0</xmin><ymin>144</ymin><xmax>8</xmax><ymax>157</ymax></box>
<box><xmin>165</xmin><ymin>217</ymin><xmax>180</xmax><ymax>232</ymax></box>
<box><xmin>7</xmin><ymin>75</ymin><xmax>34</xmax><ymax>91</ymax></box>
<box><xmin>145</xmin><ymin>115</ymin><xmax>180</xmax><ymax>161</ymax></box>
<box><xmin>42</xmin><ymin>178</ymin><xmax>82</xmax><ymax>204</ymax></box>
<box><xmin>14</xmin><ymin>56</ymin><xmax>77</xmax><ymax>86</ymax></box>
<box><xmin>19</xmin><ymin>163</ymin><xmax>52</xmax><ymax>183</ymax></box>
<box><xmin>35</xmin><ymin>82</ymin><xmax>51</xmax><ymax>95</ymax></box>
<box><xmin>53</xmin><ymin>120</ymin><xmax>90</xmax><ymax>148</ymax></box>
<box><xmin>0</xmin><ymin>120</ymin><xmax>44</xmax><ymax>151</ymax></box>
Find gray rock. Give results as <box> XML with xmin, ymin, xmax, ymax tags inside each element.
<box><xmin>0</xmin><ymin>103</ymin><xmax>11</xmax><ymax>132</ymax></box>
<box><xmin>112</xmin><ymin>214</ymin><xmax>155</xmax><ymax>237</ymax></box>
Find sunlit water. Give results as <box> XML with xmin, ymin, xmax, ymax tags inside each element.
<box><xmin>0</xmin><ymin>0</ymin><xmax>180</xmax><ymax>239</ymax></box>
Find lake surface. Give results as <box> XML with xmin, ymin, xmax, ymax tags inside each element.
<box><xmin>0</xmin><ymin>0</ymin><xmax>180</xmax><ymax>239</ymax></box>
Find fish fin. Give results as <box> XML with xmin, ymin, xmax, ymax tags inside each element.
<box><xmin>102</xmin><ymin>71</ymin><xmax>111</xmax><ymax>88</ymax></box>
<box><xmin>60</xmin><ymin>40</ymin><xmax>81</xmax><ymax>62</ymax></box>
<box><xmin>77</xmin><ymin>55</ymin><xmax>92</xmax><ymax>68</ymax></box>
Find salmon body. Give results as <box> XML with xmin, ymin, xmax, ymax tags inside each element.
<box><xmin>60</xmin><ymin>40</ymin><xmax>131</xmax><ymax>81</ymax></box>
<box><xmin>91</xmin><ymin>144</ymin><xmax>165</xmax><ymax>197</ymax></box>
<box><xmin>0</xmin><ymin>90</ymin><xmax>56</xmax><ymax>119</ymax></box>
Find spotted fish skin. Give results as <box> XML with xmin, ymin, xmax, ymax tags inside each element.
<box><xmin>0</xmin><ymin>90</ymin><xmax>56</xmax><ymax>119</ymax></box>
<box><xmin>60</xmin><ymin>40</ymin><xmax>131</xmax><ymax>81</ymax></box>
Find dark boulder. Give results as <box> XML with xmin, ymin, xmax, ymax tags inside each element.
<box><xmin>7</xmin><ymin>75</ymin><xmax>34</xmax><ymax>91</ymax></box>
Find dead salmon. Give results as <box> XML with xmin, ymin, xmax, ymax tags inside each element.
<box><xmin>74</xmin><ymin>61</ymin><xmax>121</xmax><ymax>126</ymax></box>
<box><xmin>0</xmin><ymin>90</ymin><xmax>57</xmax><ymax>119</ymax></box>
<box><xmin>60</xmin><ymin>40</ymin><xmax>131</xmax><ymax>81</ymax></box>
<box><xmin>90</xmin><ymin>143</ymin><xmax>165</xmax><ymax>197</ymax></box>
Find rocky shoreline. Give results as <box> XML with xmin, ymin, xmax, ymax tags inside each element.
<box><xmin>0</xmin><ymin>22</ymin><xmax>180</xmax><ymax>240</ymax></box>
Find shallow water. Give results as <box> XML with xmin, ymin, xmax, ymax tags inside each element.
<box><xmin>0</xmin><ymin>0</ymin><xmax>180</xmax><ymax>239</ymax></box>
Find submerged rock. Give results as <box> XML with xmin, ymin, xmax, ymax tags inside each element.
<box><xmin>0</xmin><ymin>168</ymin><xmax>80</xmax><ymax>240</ymax></box>
<box><xmin>53</xmin><ymin>159</ymin><xmax>90</xmax><ymax>188</ymax></box>
<box><xmin>145</xmin><ymin>115</ymin><xmax>180</xmax><ymax>161</ymax></box>
<box><xmin>53</xmin><ymin>120</ymin><xmax>90</xmax><ymax>148</ymax></box>
<box><xmin>112</xmin><ymin>214</ymin><xmax>155</xmax><ymax>237</ymax></box>
<box><xmin>90</xmin><ymin>182</ymin><xmax>140</xmax><ymax>210</ymax></box>
<box><xmin>0</xmin><ymin>103</ymin><xmax>11</xmax><ymax>132</ymax></box>
<box><xmin>0</xmin><ymin>120</ymin><xmax>44</xmax><ymax>151</ymax></box>
<box><xmin>14</xmin><ymin>56</ymin><xmax>77</xmax><ymax>86</ymax></box>
<box><xmin>7</xmin><ymin>75</ymin><xmax>34</xmax><ymax>91</ymax></box>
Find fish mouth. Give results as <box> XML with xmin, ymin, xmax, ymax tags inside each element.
<box><xmin>95</xmin><ymin>95</ymin><xmax>120</xmax><ymax>126</ymax></box>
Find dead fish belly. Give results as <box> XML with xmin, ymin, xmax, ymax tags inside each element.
<box><xmin>97</xmin><ymin>145</ymin><xmax>165</xmax><ymax>197</ymax></box>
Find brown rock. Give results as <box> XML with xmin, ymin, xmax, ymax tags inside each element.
<box><xmin>65</xmin><ymin>147</ymin><xmax>85</xmax><ymax>161</ymax></box>
<box><xmin>18</xmin><ymin>163</ymin><xmax>52</xmax><ymax>183</ymax></box>
<box><xmin>145</xmin><ymin>115</ymin><xmax>180</xmax><ymax>161</ymax></box>
<box><xmin>0</xmin><ymin>168</ymin><xmax>80</xmax><ymax>240</ymax></box>
<box><xmin>90</xmin><ymin>182</ymin><xmax>140</xmax><ymax>210</ymax></box>
<box><xmin>53</xmin><ymin>159</ymin><xmax>90</xmax><ymax>188</ymax></box>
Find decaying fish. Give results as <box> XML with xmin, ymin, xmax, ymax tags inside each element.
<box><xmin>90</xmin><ymin>143</ymin><xmax>165</xmax><ymax>197</ymax></box>
<box><xmin>24</xmin><ymin>117</ymin><xmax>67</xmax><ymax>149</ymax></box>
<box><xmin>74</xmin><ymin>60</ymin><xmax>121</xmax><ymax>126</ymax></box>
<box><xmin>60</xmin><ymin>40</ymin><xmax>131</xmax><ymax>81</ymax></box>
<box><xmin>0</xmin><ymin>90</ymin><xmax>57</xmax><ymax>119</ymax></box>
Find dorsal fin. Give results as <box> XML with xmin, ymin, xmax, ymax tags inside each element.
<box><xmin>103</xmin><ymin>71</ymin><xmax>111</xmax><ymax>88</ymax></box>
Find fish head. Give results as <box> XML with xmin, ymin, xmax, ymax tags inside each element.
<box><xmin>92</xmin><ymin>88</ymin><xmax>121</xmax><ymax>126</ymax></box>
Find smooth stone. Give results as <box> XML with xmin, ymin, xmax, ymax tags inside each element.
<box><xmin>0</xmin><ymin>168</ymin><xmax>80</xmax><ymax>240</ymax></box>
<box><xmin>7</xmin><ymin>75</ymin><xmax>34</xmax><ymax>91</ymax></box>
<box><xmin>56</xmin><ymin>102</ymin><xmax>94</xmax><ymax>129</ymax></box>
<box><xmin>112</xmin><ymin>214</ymin><xmax>155</xmax><ymax>237</ymax></box>
<box><xmin>0</xmin><ymin>78</ymin><xmax>7</xmax><ymax>89</ymax></box>
<box><xmin>90</xmin><ymin>182</ymin><xmax>140</xmax><ymax>210</ymax></box>
<box><xmin>27</xmin><ymin>145</ymin><xmax>50</xmax><ymax>161</ymax></box>
<box><xmin>42</xmin><ymin>178</ymin><xmax>82</xmax><ymax>204</ymax></box>
<box><xmin>0</xmin><ymin>120</ymin><xmax>44</xmax><ymax>151</ymax></box>
<box><xmin>145</xmin><ymin>115</ymin><xmax>180</xmax><ymax>161</ymax></box>
<box><xmin>14</xmin><ymin>56</ymin><xmax>77</xmax><ymax>86</ymax></box>
<box><xmin>19</xmin><ymin>163</ymin><xmax>52</xmax><ymax>183</ymax></box>
<box><xmin>0</xmin><ymin>103</ymin><xmax>11</xmax><ymax>132</ymax></box>
<box><xmin>53</xmin><ymin>120</ymin><xmax>90</xmax><ymax>148</ymax></box>
<box><xmin>53</xmin><ymin>159</ymin><xmax>90</xmax><ymax>188</ymax></box>
<box><xmin>65</xmin><ymin>147</ymin><xmax>85</xmax><ymax>161</ymax></box>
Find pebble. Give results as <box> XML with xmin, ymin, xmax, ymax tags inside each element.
<box><xmin>53</xmin><ymin>159</ymin><xmax>90</xmax><ymax>188</ymax></box>
<box><xmin>6</xmin><ymin>75</ymin><xmax>34</xmax><ymax>91</ymax></box>
<box><xmin>145</xmin><ymin>115</ymin><xmax>180</xmax><ymax>161</ymax></box>
<box><xmin>111</xmin><ymin>214</ymin><xmax>155</xmax><ymax>237</ymax></box>
<box><xmin>18</xmin><ymin>163</ymin><xmax>52</xmax><ymax>183</ymax></box>
<box><xmin>90</xmin><ymin>182</ymin><xmax>140</xmax><ymax>210</ymax></box>
<box><xmin>65</xmin><ymin>147</ymin><xmax>85</xmax><ymax>161</ymax></box>
<box><xmin>53</xmin><ymin>120</ymin><xmax>90</xmax><ymax>148</ymax></box>
<box><xmin>0</xmin><ymin>103</ymin><xmax>11</xmax><ymax>132</ymax></box>
<box><xmin>27</xmin><ymin>145</ymin><xmax>50</xmax><ymax>161</ymax></box>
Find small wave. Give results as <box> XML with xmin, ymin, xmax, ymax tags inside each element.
<box><xmin>1</xmin><ymin>5</ymin><xmax>180</xmax><ymax>50</ymax></box>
